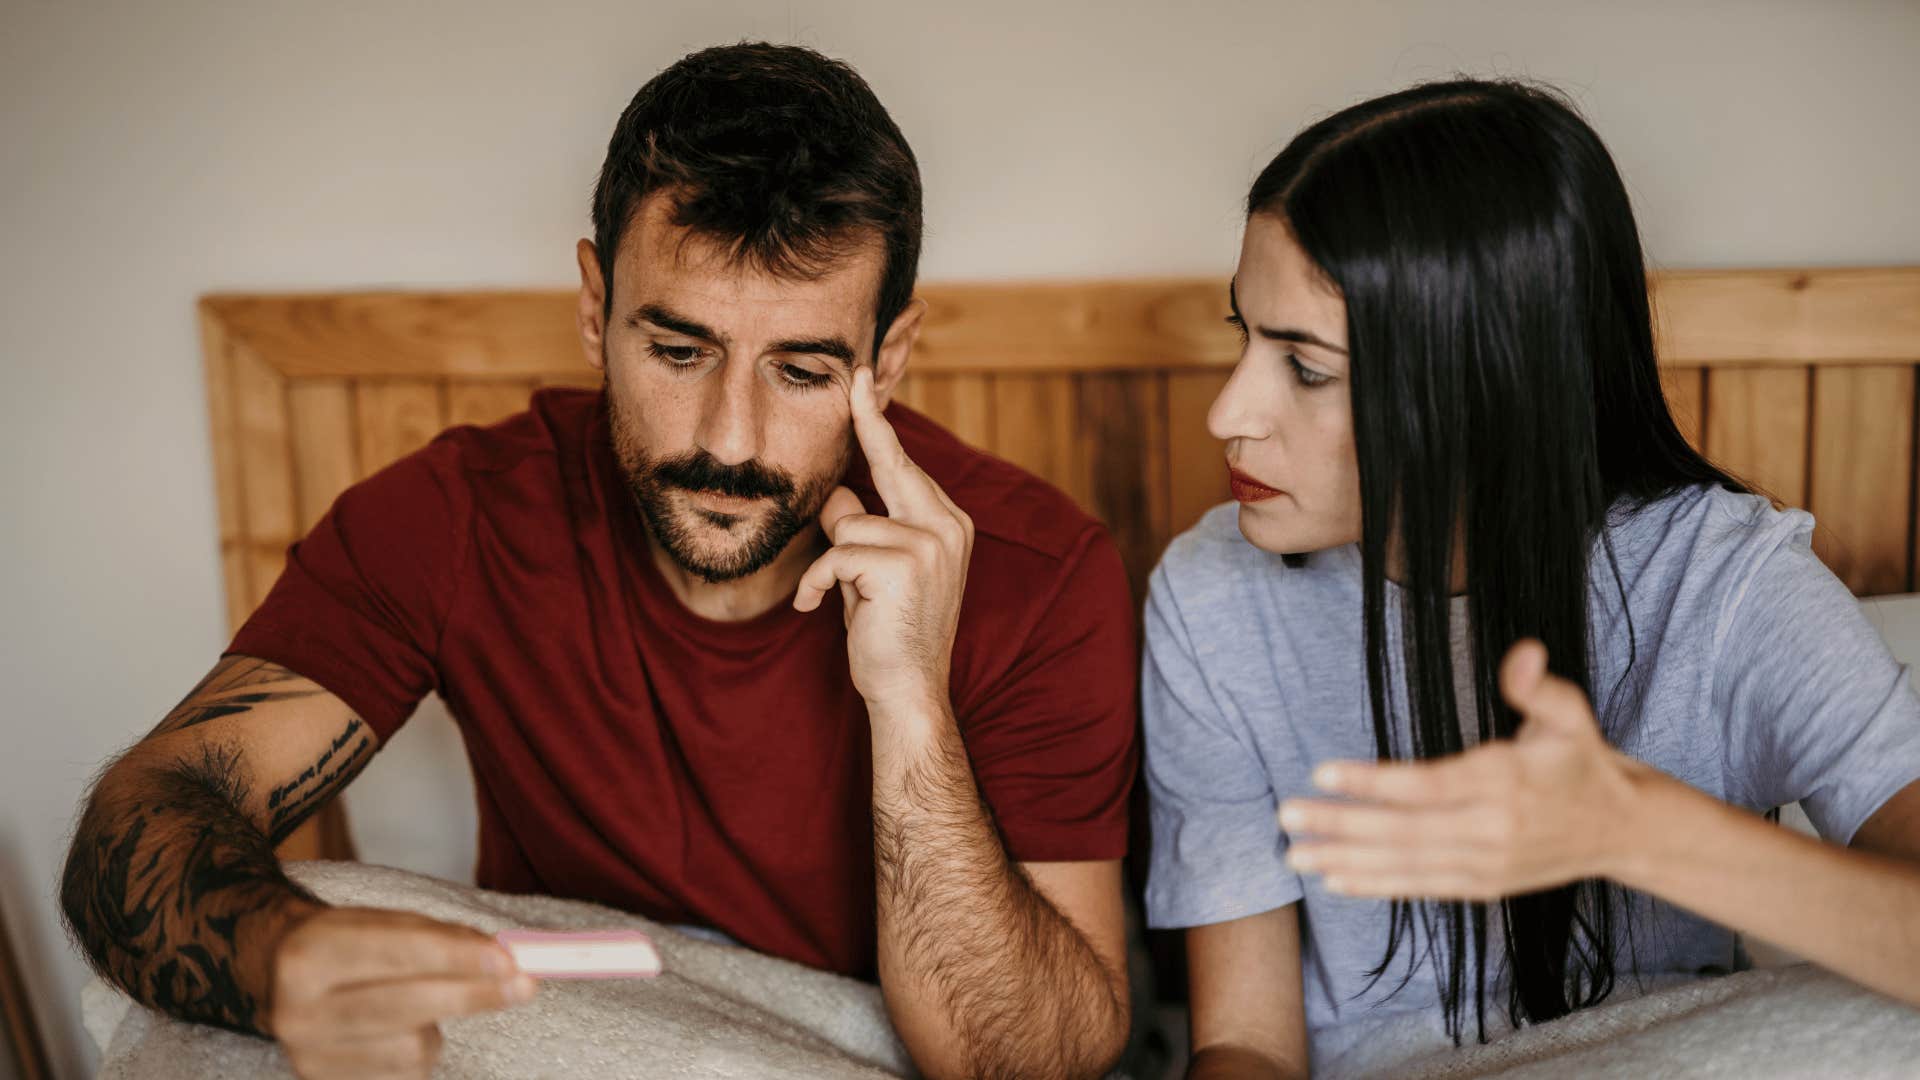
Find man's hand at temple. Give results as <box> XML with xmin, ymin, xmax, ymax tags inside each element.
<box><xmin>795</xmin><ymin>363</ymin><xmax>972</xmax><ymax>722</ymax></box>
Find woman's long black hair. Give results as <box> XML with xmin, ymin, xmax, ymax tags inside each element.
<box><xmin>1248</xmin><ymin>80</ymin><xmax>1744</xmax><ymax>1040</ymax></box>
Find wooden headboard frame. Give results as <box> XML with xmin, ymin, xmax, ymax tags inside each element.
<box><xmin>200</xmin><ymin>268</ymin><xmax>1920</xmax><ymax>858</ymax></box>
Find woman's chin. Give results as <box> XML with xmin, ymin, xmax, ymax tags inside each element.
<box><xmin>1235</xmin><ymin>501</ymin><xmax>1345</xmax><ymax>556</ymax></box>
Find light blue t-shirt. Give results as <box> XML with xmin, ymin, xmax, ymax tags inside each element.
<box><xmin>1142</xmin><ymin>485</ymin><xmax>1920</xmax><ymax>1069</ymax></box>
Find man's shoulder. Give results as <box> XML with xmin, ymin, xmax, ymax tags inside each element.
<box><xmin>357</xmin><ymin>387</ymin><xmax>593</xmax><ymax>497</ymax></box>
<box><xmin>889</xmin><ymin>403</ymin><xmax>1106</xmax><ymax>567</ymax></box>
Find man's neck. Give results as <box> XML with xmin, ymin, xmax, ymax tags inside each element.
<box><xmin>646</xmin><ymin>524</ymin><xmax>827</xmax><ymax>623</ymax></box>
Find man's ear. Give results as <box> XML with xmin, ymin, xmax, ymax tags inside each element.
<box><xmin>576</xmin><ymin>238</ymin><xmax>608</xmax><ymax>373</ymax></box>
<box><xmin>871</xmin><ymin>297</ymin><xmax>926</xmax><ymax>410</ymax></box>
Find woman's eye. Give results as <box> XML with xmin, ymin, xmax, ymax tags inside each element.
<box><xmin>1289</xmin><ymin>353</ymin><xmax>1334</xmax><ymax>388</ymax></box>
<box><xmin>1225</xmin><ymin>314</ymin><xmax>1250</xmax><ymax>345</ymax></box>
<box><xmin>647</xmin><ymin>343</ymin><xmax>703</xmax><ymax>367</ymax></box>
<box><xmin>777</xmin><ymin>363</ymin><xmax>829</xmax><ymax>389</ymax></box>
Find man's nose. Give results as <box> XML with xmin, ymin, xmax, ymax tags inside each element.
<box><xmin>694</xmin><ymin>364</ymin><xmax>765</xmax><ymax>467</ymax></box>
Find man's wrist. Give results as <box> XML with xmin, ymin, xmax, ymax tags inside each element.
<box><xmin>863</xmin><ymin>682</ymin><xmax>961</xmax><ymax>778</ymax></box>
<box><xmin>244</xmin><ymin>891</ymin><xmax>329</xmax><ymax>1037</ymax></box>
<box><xmin>862</xmin><ymin>676</ymin><xmax>950</xmax><ymax>728</ymax></box>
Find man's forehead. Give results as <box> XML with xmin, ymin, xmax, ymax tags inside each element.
<box><xmin>615</xmin><ymin>194</ymin><xmax>886</xmax><ymax>334</ymax></box>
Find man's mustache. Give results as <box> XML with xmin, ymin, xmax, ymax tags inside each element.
<box><xmin>649</xmin><ymin>450</ymin><xmax>795</xmax><ymax>501</ymax></box>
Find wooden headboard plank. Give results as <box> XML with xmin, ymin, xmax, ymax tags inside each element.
<box><xmin>1166</xmin><ymin>370</ymin><xmax>1234</xmax><ymax>536</ymax></box>
<box><xmin>202</xmin><ymin>269</ymin><xmax>1920</xmax><ymax>380</ymax></box>
<box><xmin>1810</xmin><ymin>365</ymin><xmax>1916</xmax><ymax>595</ymax></box>
<box><xmin>356</xmin><ymin>380</ymin><xmax>447</xmax><ymax>479</ymax></box>
<box><xmin>202</xmin><ymin>291</ymin><xmax>581</xmax><ymax>380</ymax></box>
<box><xmin>1658</xmin><ymin>368</ymin><xmax>1706</xmax><ymax>447</ymax></box>
<box><xmin>1654</xmin><ymin>268</ymin><xmax>1920</xmax><ymax>366</ymax></box>
<box><xmin>288</xmin><ymin>380</ymin><xmax>359</xmax><ymax>536</ymax></box>
<box><xmin>231</xmin><ymin>344</ymin><xmax>299</xmax><ymax>617</ymax></box>
<box><xmin>1705</xmin><ymin>367</ymin><xmax>1814</xmax><ymax>507</ymax></box>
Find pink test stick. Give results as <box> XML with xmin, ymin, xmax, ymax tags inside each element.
<box><xmin>495</xmin><ymin>929</ymin><xmax>663</xmax><ymax>980</ymax></box>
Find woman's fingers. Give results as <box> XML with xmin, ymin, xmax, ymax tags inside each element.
<box><xmin>1310</xmin><ymin>749</ymin><xmax>1495</xmax><ymax>805</ymax></box>
<box><xmin>1279</xmin><ymin>799</ymin><xmax>1499</xmax><ymax>846</ymax></box>
<box><xmin>1500</xmin><ymin>639</ymin><xmax>1599</xmax><ymax>736</ymax></box>
<box><xmin>1319</xmin><ymin>872</ymin><xmax>1501</xmax><ymax>902</ymax></box>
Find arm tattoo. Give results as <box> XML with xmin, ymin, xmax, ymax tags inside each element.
<box><xmin>873</xmin><ymin>723</ymin><xmax>1127</xmax><ymax>1080</ymax></box>
<box><xmin>62</xmin><ymin>672</ymin><xmax>375</xmax><ymax>1035</ymax></box>
<box><xmin>151</xmin><ymin>658</ymin><xmax>325</xmax><ymax>736</ymax></box>
<box><xmin>266</xmin><ymin>718</ymin><xmax>370</xmax><ymax>846</ymax></box>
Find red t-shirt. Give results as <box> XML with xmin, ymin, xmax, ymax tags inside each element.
<box><xmin>229</xmin><ymin>388</ymin><xmax>1138</xmax><ymax>978</ymax></box>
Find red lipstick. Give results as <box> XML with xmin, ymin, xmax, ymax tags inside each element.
<box><xmin>1228</xmin><ymin>466</ymin><xmax>1284</xmax><ymax>503</ymax></box>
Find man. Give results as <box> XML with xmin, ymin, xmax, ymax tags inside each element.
<box><xmin>61</xmin><ymin>43</ymin><xmax>1137</xmax><ymax>1080</ymax></box>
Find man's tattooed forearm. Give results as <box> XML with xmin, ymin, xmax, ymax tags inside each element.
<box><xmin>150</xmin><ymin>657</ymin><xmax>324</xmax><ymax>736</ymax></box>
<box><xmin>61</xmin><ymin>743</ymin><xmax>315</xmax><ymax>1035</ymax></box>
<box><xmin>62</xmin><ymin>690</ymin><xmax>374</xmax><ymax>1036</ymax></box>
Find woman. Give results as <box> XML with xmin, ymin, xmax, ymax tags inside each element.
<box><xmin>1142</xmin><ymin>79</ymin><xmax>1920</xmax><ymax>1078</ymax></box>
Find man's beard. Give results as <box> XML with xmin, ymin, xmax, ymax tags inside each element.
<box><xmin>606</xmin><ymin>389</ymin><xmax>845</xmax><ymax>585</ymax></box>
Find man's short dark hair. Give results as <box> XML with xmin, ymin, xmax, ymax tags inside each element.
<box><xmin>591</xmin><ymin>42</ymin><xmax>923</xmax><ymax>355</ymax></box>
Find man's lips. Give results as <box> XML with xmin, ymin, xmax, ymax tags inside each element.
<box><xmin>683</xmin><ymin>488</ymin><xmax>769</xmax><ymax>514</ymax></box>
<box><xmin>1228</xmin><ymin>466</ymin><xmax>1284</xmax><ymax>503</ymax></box>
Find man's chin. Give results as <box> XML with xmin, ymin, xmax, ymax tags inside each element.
<box><xmin>648</xmin><ymin>504</ymin><xmax>802</xmax><ymax>585</ymax></box>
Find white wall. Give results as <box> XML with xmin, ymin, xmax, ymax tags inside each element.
<box><xmin>3</xmin><ymin>0</ymin><xmax>1917</xmax><ymax>1074</ymax></box>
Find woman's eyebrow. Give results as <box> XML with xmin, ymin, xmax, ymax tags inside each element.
<box><xmin>1228</xmin><ymin>278</ymin><xmax>1349</xmax><ymax>355</ymax></box>
<box><xmin>1260</xmin><ymin>326</ymin><xmax>1348</xmax><ymax>356</ymax></box>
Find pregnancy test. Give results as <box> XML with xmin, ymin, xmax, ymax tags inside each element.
<box><xmin>495</xmin><ymin>929</ymin><xmax>662</xmax><ymax>979</ymax></box>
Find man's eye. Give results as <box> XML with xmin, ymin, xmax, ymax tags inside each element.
<box><xmin>647</xmin><ymin>343</ymin><xmax>702</xmax><ymax>366</ymax></box>
<box><xmin>777</xmin><ymin>363</ymin><xmax>829</xmax><ymax>389</ymax></box>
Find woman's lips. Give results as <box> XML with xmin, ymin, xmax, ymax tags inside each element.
<box><xmin>1228</xmin><ymin>466</ymin><xmax>1285</xmax><ymax>504</ymax></box>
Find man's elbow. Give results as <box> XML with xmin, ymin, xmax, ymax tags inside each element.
<box><xmin>906</xmin><ymin>993</ymin><xmax>1129</xmax><ymax>1080</ymax></box>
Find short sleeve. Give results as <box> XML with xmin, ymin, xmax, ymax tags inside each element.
<box><xmin>1714</xmin><ymin>527</ymin><xmax>1920</xmax><ymax>843</ymax></box>
<box><xmin>958</xmin><ymin>529</ymin><xmax>1139</xmax><ymax>864</ymax></box>
<box><xmin>227</xmin><ymin>438</ymin><xmax>472</xmax><ymax>742</ymax></box>
<box><xmin>1141</xmin><ymin>560</ymin><xmax>1301</xmax><ymax>929</ymax></box>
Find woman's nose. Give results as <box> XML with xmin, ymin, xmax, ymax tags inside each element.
<box><xmin>1207</xmin><ymin>358</ymin><xmax>1273</xmax><ymax>444</ymax></box>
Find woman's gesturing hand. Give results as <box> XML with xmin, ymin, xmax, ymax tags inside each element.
<box><xmin>1278</xmin><ymin>640</ymin><xmax>1647</xmax><ymax>901</ymax></box>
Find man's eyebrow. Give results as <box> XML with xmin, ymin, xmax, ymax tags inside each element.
<box><xmin>625</xmin><ymin>304</ymin><xmax>723</xmax><ymax>343</ymax></box>
<box><xmin>622</xmin><ymin>305</ymin><xmax>854</xmax><ymax>365</ymax></box>
<box><xmin>768</xmin><ymin>336</ymin><xmax>857</xmax><ymax>367</ymax></box>
<box><xmin>1226</xmin><ymin>278</ymin><xmax>1349</xmax><ymax>356</ymax></box>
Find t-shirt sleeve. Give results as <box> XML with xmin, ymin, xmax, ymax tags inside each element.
<box><xmin>1714</xmin><ymin>520</ymin><xmax>1920</xmax><ymax>843</ymax></box>
<box><xmin>1141</xmin><ymin>559</ymin><xmax>1301</xmax><ymax>929</ymax></box>
<box><xmin>226</xmin><ymin>439</ymin><xmax>472</xmax><ymax>742</ymax></box>
<box><xmin>957</xmin><ymin>528</ymin><xmax>1139</xmax><ymax>864</ymax></box>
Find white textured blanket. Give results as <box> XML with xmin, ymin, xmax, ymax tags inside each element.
<box><xmin>83</xmin><ymin>861</ymin><xmax>1920</xmax><ymax>1079</ymax></box>
<box><xmin>1318</xmin><ymin>964</ymin><xmax>1920</xmax><ymax>1079</ymax></box>
<box><xmin>82</xmin><ymin>861</ymin><xmax>915</xmax><ymax>1079</ymax></box>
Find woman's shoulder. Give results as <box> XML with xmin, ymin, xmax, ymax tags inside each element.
<box><xmin>1147</xmin><ymin>502</ymin><xmax>1360</xmax><ymax>669</ymax></box>
<box><xmin>1608</xmin><ymin>484</ymin><xmax>1816</xmax><ymax>589</ymax></box>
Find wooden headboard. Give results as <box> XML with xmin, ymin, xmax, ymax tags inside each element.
<box><xmin>200</xmin><ymin>268</ymin><xmax>1920</xmax><ymax>857</ymax></box>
